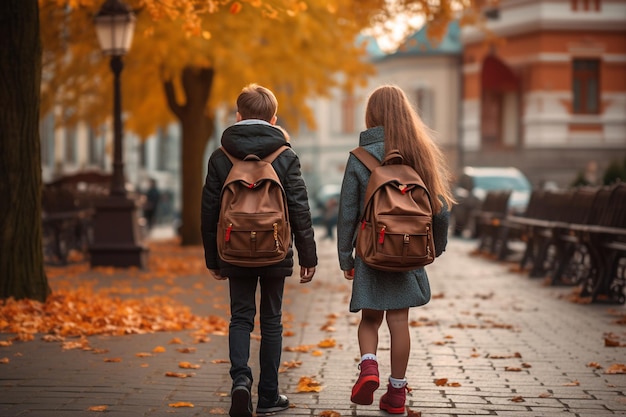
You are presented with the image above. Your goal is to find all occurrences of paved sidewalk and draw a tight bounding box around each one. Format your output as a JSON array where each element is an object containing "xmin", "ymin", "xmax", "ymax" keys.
[{"xmin": 1, "ymin": 232, "xmax": 625, "ymax": 417}]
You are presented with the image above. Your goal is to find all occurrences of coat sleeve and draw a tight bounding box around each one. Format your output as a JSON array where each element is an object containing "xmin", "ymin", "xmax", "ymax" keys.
[
  {"xmin": 201, "ymin": 150, "xmax": 227, "ymax": 270},
  {"xmin": 281, "ymin": 150, "xmax": 318, "ymax": 268},
  {"xmin": 336, "ymin": 155, "xmax": 362, "ymax": 271}
]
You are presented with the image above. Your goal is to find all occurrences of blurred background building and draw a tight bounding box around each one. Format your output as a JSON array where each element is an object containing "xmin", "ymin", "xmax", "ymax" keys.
[{"xmin": 39, "ymin": 0, "xmax": 626, "ymax": 225}]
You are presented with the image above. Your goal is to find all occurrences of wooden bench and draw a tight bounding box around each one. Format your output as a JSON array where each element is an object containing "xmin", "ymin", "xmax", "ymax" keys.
[
  {"xmin": 504, "ymin": 184, "xmax": 626, "ymax": 303},
  {"xmin": 42, "ymin": 171, "xmax": 111, "ymax": 264},
  {"xmin": 571, "ymin": 183, "xmax": 626, "ymax": 303},
  {"xmin": 475, "ymin": 190, "xmax": 512, "ymax": 257}
]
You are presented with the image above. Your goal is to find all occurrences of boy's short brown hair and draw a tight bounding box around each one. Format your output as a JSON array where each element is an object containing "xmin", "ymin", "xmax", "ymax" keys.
[{"xmin": 236, "ymin": 84, "xmax": 278, "ymax": 122}]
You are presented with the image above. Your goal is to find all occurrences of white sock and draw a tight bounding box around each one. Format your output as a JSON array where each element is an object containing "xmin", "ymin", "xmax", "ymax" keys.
[
  {"xmin": 361, "ymin": 354, "xmax": 377, "ymax": 362},
  {"xmin": 389, "ymin": 376, "xmax": 407, "ymax": 388}
]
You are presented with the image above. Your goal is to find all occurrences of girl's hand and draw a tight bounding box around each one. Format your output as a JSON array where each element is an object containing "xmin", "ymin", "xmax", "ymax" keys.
[{"xmin": 343, "ymin": 269, "xmax": 354, "ymax": 281}]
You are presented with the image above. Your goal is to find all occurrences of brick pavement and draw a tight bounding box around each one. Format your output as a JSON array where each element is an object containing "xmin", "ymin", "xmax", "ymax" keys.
[{"xmin": 1, "ymin": 231, "xmax": 625, "ymax": 417}]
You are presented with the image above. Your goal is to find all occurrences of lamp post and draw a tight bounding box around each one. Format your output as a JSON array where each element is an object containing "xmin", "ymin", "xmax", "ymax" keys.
[{"xmin": 89, "ymin": 0, "xmax": 147, "ymax": 268}]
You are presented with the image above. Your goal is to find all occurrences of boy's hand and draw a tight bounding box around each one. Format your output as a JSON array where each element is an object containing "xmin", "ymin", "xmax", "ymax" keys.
[
  {"xmin": 300, "ymin": 266, "xmax": 315, "ymax": 283},
  {"xmin": 209, "ymin": 269, "xmax": 226, "ymax": 280},
  {"xmin": 343, "ymin": 269, "xmax": 354, "ymax": 281}
]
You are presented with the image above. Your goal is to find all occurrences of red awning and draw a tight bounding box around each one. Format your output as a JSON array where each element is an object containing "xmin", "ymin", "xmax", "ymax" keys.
[{"xmin": 482, "ymin": 55, "xmax": 519, "ymax": 92}]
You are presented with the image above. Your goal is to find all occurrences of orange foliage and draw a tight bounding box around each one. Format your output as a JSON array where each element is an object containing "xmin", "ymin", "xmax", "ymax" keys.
[{"xmin": 0, "ymin": 240, "xmax": 228, "ymax": 347}]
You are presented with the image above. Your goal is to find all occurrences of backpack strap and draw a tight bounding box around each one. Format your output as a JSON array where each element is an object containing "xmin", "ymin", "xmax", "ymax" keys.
[
  {"xmin": 350, "ymin": 147, "xmax": 381, "ymax": 172},
  {"xmin": 262, "ymin": 145, "xmax": 290, "ymax": 163}
]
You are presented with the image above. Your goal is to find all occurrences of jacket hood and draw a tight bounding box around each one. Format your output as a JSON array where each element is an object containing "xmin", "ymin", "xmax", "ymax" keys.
[{"xmin": 221, "ymin": 123, "xmax": 290, "ymax": 159}]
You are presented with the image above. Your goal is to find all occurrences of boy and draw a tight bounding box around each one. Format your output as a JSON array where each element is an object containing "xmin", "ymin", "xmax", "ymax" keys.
[{"xmin": 201, "ymin": 84, "xmax": 317, "ymax": 417}]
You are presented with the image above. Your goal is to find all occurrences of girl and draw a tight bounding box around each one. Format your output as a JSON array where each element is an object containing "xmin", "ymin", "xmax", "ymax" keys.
[{"xmin": 336, "ymin": 85, "xmax": 454, "ymax": 414}]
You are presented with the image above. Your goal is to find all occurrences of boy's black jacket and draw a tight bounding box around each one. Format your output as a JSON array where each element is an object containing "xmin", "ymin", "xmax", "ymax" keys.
[{"xmin": 201, "ymin": 123, "xmax": 318, "ymax": 278}]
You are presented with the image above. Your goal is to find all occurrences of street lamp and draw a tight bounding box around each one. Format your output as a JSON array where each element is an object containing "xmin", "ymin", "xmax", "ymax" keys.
[{"xmin": 89, "ymin": 0, "xmax": 147, "ymax": 268}]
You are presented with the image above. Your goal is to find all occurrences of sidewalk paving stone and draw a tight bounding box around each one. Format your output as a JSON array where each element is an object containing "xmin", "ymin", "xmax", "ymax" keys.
[{"xmin": 1, "ymin": 230, "xmax": 625, "ymax": 416}]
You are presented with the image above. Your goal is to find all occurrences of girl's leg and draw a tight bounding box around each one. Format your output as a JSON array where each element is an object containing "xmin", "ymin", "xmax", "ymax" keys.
[
  {"xmin": 385, "ymin": 308, "xmax": 410, "ymax": 379},
  {"xmin": 358, "ymin": 309, "xmax": 384, "ymax": 355},
  {"xmin": 379, "ymin": 308, "xmax": 410, "ymax": 414},
  {"xmin": 351, "ymin": 309, "xmax": 384, "ymax": 405}
]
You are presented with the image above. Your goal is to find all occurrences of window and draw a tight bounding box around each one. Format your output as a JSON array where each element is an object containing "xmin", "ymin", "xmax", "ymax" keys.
[
  {"xmin": 64, "ymin": 126, "xmax": 77, "ymax": 164},
  {"xmin": 415, "ymin": 87, "xmax": 434, "ymax": 128},
  {"xmin": 572, "ymin": 59, "xmax": 600, "ymax": 114},
  {"xmin": 156, "ymin": 127, "xmax": 169, "ymax": 171},
  {"xmin": 340, "ymin": 94, "xmax": 356, "ymax": 133}
]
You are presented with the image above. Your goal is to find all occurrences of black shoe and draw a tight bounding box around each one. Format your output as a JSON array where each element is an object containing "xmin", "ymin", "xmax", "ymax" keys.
[
  {"xmin": 229, "ymin": 376, "xmax": 252, "ymax": 417},
  {"xmin": 257, "ymin": 394, "xmax": 289, "ymax": 415}
]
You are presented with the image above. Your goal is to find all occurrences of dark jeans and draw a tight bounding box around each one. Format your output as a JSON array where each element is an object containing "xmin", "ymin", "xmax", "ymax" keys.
[{"xmin": 228, "ymin": 274, "xmax": 285, "ymax": 401}]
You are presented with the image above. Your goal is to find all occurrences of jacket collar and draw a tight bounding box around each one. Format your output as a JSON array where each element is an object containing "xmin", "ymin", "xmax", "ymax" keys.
[{"xmin": 359, "ymin": 126, "xmax": 384, "ymax": 146}]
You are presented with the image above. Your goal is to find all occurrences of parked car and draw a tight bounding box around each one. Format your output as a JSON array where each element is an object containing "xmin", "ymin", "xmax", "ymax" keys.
[{"xmin": 451, "ymin": 166, "xmax": 532, "ymax": 237}]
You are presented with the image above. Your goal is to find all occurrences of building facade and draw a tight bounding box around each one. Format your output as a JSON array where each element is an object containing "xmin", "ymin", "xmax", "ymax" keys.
[{"xmin": 461, "ymin": 0, "xmax": 626, "ymax": 186}]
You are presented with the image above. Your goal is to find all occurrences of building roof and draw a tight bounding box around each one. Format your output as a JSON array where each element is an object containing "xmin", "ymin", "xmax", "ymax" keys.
[
  {"xmin": 356, "ymin": 34, "xmax": 386, "ymax": 59},
  {"xmin": 386, "ymin": 20, "xmax": 461, "ymax": 58}
]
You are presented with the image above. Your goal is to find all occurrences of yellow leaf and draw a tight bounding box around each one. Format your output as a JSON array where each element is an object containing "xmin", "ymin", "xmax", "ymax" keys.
[
  {"xmin": 169, "ymin": 402, "xmax": 194, "ymax": 408},
  {"xmin": 296, "ymin": 376, "xmax": 322, "ymax": 392},
  {"xmin": 166, "ymin": 372, "xmax": 194, "ymax": 378},
  {"xmin": 88, "ymin": 405, "xmax": 108, "ymax": 412},
  {"xmin": 317, "ymin": 338, "xmax": 336, "ymax": 348},
  {"xmin": 179, "ymin": 361, "xmax": 201, "ymax": 369},
  {"xmin": 153, "ymin": 346, "xmax": 166, "ymax": 353}
]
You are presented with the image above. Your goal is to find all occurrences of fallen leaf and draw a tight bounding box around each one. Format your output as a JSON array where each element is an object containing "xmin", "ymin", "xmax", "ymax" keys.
[
  {"xmin": 587, "ymin": 362, "xmax": 603, "ymax": 369},
  {"xmin": 153, "ymin": 346, "xmax": 166, "ymax": 353},
  {"xmin": 510, "ymin": 396, "xmax": 525, "ymax": 402},
  {"xmin": 311, "ymin": 350, "xmax": 323, "ymax": 357},
  {"xmin": 317, "ymin": 338, "xmax": 336, "ymax": 348},
  {"xmin": 538, "ymin": 392, "xmax": 553, "ymax": 398},
  {"xmin": 434, "ymin": 378, "xmax": 448, "ymax": 386},
  {"xmin": 179, "ymin": 361, "xmax": 200, "ymax": 369},
  {"xmin": 169, "ymin": 402, "xmax": 194, "ymax": 407},
  {"xmin": 104, "ymin": 357, "xmax": 122, "ymax": 363},
  {"xmin": 177, "ymin": 347, "xmax": 197, "ymax": 353},
  {"xmin": 87, "ymin": 405, "xmax": 108, "ymax": 411},
  {"xmin": 135, "ymin": 352, "xmax": 152, "ymax": 358},
  {"xmin": 319, "ymin": 411, "xmax": 341, "ymax": 417},
  {"xmin": 169, "ymin": 337, "xmax": 183, "ymax": 344},
  {"xmin": 211, "ymin": 359, "xmax": 230, "ymax": 364},
  {"xmin": 563, "ymin": 380, "xmax": 580, "ymax": 386},
  {"xmin": 0, "ymin": 357, "xmax": 9, "ymax": 364},
  {"xmin": 165, "ymin": 372, "xmax": 194, "ymax": 378},
  {"xmin": 505, "ymin": 366, "xmax": 522, "ymax": 372},
  {"xmin": 406, "ymin": 407, "xmax": 422, "ymax": 417},
  {"xmin": 297, "ymin": 376, "xmax": 323, "ymax": 392},
  {"xmin": 605, "ymin": 363, "xmax": 626, "ymax": 374}
]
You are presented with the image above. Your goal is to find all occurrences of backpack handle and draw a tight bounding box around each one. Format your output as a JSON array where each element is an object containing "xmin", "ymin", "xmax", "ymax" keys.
[
  {"xmin": 382, "ymin": 149, "xmax": 404, "ymax": 166},
  {"xmin": 243, "ymin": 154, "xmax": 261, "ymax": 161}
]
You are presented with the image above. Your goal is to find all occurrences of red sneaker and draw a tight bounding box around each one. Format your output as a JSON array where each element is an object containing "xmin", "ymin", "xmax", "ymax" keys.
[
  {"xmin": 379, "ymin": 383, "xmax": 408, "ymax": 414},
  {"xmin": 350, "ymin": 359, "xmax": 380, "ymax": 405}
]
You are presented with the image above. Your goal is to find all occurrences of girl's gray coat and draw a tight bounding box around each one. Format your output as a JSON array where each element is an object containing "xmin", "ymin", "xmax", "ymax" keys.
[{"xmin": 337, "ymin": 127, "xmax": 450, "ymax": 312}]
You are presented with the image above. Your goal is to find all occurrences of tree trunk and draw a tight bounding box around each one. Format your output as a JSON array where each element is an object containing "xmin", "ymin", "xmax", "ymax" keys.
[
  {"xmin": 0, "ymin": 0, "xmax": 51, "ymax": 301},
  {"xmin": 163, "ymin": 67, "xmax": 214, "ymax": 246}
]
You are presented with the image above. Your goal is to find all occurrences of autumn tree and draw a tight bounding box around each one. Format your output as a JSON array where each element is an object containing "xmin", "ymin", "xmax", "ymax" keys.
[{"xmin": 2, "ymin": 0, "xmax": 481, "ymax": 300}]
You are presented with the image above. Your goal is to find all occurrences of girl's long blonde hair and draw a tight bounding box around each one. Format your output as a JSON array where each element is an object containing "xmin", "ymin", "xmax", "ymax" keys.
[{"xmin": 365, "ymin": 85, "xmax": 455, "ymax": 212}]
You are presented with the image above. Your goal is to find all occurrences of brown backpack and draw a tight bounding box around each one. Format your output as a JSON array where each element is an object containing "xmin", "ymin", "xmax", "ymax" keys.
[
  {"xmin": 217, "ymin": 145, "xmax": 292, "ymax": 267},
  {"xmin": 351, "ymin": 147, "xmax": 435, "ymax": 271}
]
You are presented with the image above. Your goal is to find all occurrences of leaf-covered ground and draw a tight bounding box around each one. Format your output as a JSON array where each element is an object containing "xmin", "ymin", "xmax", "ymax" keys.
[{"xmin": 0, "ymin": 239, "xmax": 229, "ymax": 346}]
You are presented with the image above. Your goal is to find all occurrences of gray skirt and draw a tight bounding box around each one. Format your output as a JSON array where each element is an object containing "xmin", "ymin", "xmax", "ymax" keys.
[{"xmin": 349, "ymin": 257, "xmax": 431, "ymax": 313}]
